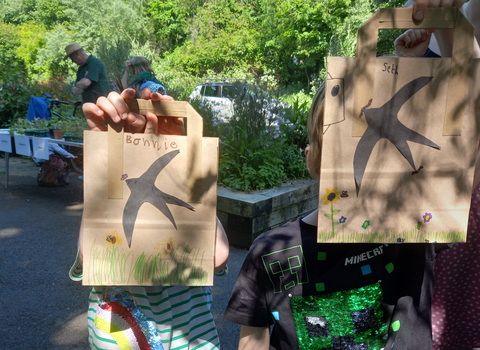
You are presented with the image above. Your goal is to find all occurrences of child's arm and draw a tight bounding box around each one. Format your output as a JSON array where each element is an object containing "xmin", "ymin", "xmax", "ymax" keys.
[
  {"xmin": 405, "ymin": 0, "xmax": 480, "ymax": 58},
  {"xmin": 238, "ymin": 325, "xmax": 270, "ymax": 350},
  {"xmin": 121, "ymin": 60, "xmax": 131, "ymax": 90},
  {"xmin": 214, "ymin": 217, "xmax": 229, "ymax": 273}
]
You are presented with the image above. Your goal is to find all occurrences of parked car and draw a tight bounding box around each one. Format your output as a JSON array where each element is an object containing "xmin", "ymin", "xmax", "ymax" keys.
[{"xmin": 188, "ymin": 80, "xmax": 290, "ymax": 122}]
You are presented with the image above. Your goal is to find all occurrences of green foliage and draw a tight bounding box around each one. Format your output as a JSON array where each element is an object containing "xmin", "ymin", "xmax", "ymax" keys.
[
  {"xmin": 35, "ymin": 0, "xmax": 70, "ymax": 29},
  {"xmin": 218, "ymin": 83, "xmax": 307, "ymax": 191},
  {"xmin": 16, "ymin": 22, "xmax": 47, "ymax": 77},
  {"xmin": 0, "ymin": 71, "xmax": 31, "ymax": 128},
  {"xmin": 147, "ymin": 0, "xmax": 191, "ymax": 53},
  {"xmin": 30, "ymin": 76, "xmax": 76, "ymax": 101},
  {"xmin": 95, "ymin": 38, "xmax": 132, "ymax": 91},
  {"xmin": 278, "ymin": 96, "xmax": 311, "ymax": 151},
  {"xmin": 34, "ymin": 24, "xmax": 73, "ymax": 78},
  {"xmin": 61, "ymin": 0, "xmax": 147, "ymax": 47},
  {"xmin": 0, "ymin": 0, "xmax": 37, "ymax": 24},
  {"xmin": 0, "ymin": 74, "xmax": 75, "ymax": 128},
  {"xmin": 0, "ymin": 0, "xmax": 415, "ymax": 189},
  {"xmin": 9, "ymin": 98, "xmax": 87, "ymax": 136}
]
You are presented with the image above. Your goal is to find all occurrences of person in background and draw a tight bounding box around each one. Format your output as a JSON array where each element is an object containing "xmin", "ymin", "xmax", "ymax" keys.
[
  {"xmin": 397, "ymin": 1, "xmax": 480, "ymax": 349},
  {"xmin": 122, "ymin": 56, "xmax": 167, "ymax": 96},
  {"xmin": 64, "ymin": 42, "xmax": 110, "ymax": 104},
  {"xmin": 37, "ymin": 142, "xmax": 77, "ymax": 186}
]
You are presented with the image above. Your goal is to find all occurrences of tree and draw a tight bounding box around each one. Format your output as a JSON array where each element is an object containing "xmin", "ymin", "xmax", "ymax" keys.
[{"xmin": 16, "ymin": 22, "xmax": 47, "ymax": 77}]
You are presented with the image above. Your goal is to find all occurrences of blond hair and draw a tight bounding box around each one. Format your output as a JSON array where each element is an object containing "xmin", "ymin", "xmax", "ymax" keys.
[
  {"xmin": 130, "ymin": 56, "xmax": 154, "ymax": 76},
  {"xmin": 306, "ymin": 82, "xmax": 325, "ymax": 179}
]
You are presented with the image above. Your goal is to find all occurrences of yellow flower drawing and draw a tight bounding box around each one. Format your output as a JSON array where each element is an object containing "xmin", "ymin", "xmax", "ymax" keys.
[
  {"xmin": 105, "ymin": 230, "xmax": 123, "ymax": 248},
  {"xmin": 322, "ymin": 187, "xmax": 341, "ymax": 205},
  {"xmin": 155, "ymin": 237, "xmax": 176, "ymax": 257}
]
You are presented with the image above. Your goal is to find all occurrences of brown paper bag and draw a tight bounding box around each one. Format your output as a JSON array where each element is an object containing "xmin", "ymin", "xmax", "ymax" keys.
[
  {"xmin": 82, "ymin": 100, "xmax": 219, "ymax": 285},
  {"xmin": 318, "ymin": 8, "xmax": 480, "ymax": 243}
]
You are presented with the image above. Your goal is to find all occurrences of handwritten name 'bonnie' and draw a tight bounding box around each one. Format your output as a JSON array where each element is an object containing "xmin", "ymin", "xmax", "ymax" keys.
[{"xmin": 126, "ymin": 135, "xmax": 179, "ymax": 151}]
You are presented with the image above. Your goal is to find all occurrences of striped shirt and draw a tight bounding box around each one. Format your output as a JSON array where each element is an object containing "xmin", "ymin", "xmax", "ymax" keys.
[{"xmin": 70, "ymin": 247, "xmax": 220, "ymax": 349}]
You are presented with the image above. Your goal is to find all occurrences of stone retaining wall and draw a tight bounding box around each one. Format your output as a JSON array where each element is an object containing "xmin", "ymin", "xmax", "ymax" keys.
[{"xmin": 217, "ymin": 179, "xmax": 318, "ymax": 248}]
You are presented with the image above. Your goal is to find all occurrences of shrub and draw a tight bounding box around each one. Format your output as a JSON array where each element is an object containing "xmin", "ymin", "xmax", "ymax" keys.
[
  {"xmin": 0, "ymin": 73, "xmax": 75, "ymax": 128},
  {"xmin": 188, "ymin": 96, "xmax": 223, "ymax": 138},
  {"xmin": 217, "ymin": 83, "xmax": 308, "ymax": 192}
]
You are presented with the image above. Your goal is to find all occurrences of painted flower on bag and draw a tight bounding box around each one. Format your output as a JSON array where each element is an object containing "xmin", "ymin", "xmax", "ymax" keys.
[
  {"xmin": 362, "ymin": 220, "xmax": 370, "ymax": 230},
  {"xmin": 339, "ymin": 216, "xmax": 347, "ymax": 224},
  {"xmin": 105, "ymin": 230, "xmax": 123, "ymax": 248},
  {"xmin": 423, "ymin": 212, "xmax": 432, "ymax": 223},
  {"xmin": 322, "ymin": 187, "xmax": 341, "ymax": 205},
  {"xmin": 322, "ymin": 188, "xmax": 342, "ymax": 236},
  {"xmin": 155, "ymin": 237, "xmax": 176, "ymax": 257}
]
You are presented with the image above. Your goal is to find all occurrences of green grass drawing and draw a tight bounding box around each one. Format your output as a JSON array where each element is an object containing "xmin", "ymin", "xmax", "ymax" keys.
[
  {"xmin": 317, "ymin": 229, "xmax": 465, "ymax": 243},
  {"xmin": 87, "ymin": 239, "xmax": 209, "ymax": 285}
]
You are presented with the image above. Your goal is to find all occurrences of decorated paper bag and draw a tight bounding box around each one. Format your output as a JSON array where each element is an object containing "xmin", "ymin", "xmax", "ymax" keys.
[
  {"xmin": 318, "ymin": 8, "xmax": 480, "ymax": 243},
  {"xmin": 83, "ymin": 100, "xmax": 219, "ymax": 285}
]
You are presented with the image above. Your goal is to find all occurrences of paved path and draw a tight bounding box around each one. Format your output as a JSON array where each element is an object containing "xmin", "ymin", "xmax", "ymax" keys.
[{"xmin": 0, "ymin": 155, "xmax": 247, "ymax": 349}]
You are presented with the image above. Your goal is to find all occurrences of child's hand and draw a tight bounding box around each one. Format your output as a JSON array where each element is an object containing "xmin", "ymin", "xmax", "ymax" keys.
[
  {"xmin": 407, "ymin": 0, "xmax": 465, "ymax": 20},
  {"xmin": 82, "ymin": 88, "xmax": 184, "ymax": 136},
  {"xmin": 82, "ymin": 89, "xmax": 147, "ymax": 133},
  {"xmin": 394, "ymin": 29, "xmax": 432, "ymax": 57},
  {"xmin": 141, "ymin": 88, "xmax": 185, "ymax": 136}
]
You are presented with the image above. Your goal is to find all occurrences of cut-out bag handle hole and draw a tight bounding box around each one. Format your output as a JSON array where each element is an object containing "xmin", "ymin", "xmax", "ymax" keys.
[
  {"xmin": 107, "ymin": 100, "xmax": 203, "ymax": 201},
  {"xmin": 353, "ymin": 7, "xmax": 474, "ymax": 137}
]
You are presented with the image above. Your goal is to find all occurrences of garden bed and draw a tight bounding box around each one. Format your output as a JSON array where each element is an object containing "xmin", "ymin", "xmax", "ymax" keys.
[{"xmin": 217, "ymin": 179, "xmax": 318, "ymax": 248}]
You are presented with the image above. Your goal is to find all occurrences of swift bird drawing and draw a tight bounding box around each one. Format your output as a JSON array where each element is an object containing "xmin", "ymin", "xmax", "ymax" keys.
[
  {"xmin": 123, "ymin": 150, "xmax": 194, "ymax": 247},
  {"xmin": 353, "ymin": 76, "xmax": 441, "ymax": 193}
]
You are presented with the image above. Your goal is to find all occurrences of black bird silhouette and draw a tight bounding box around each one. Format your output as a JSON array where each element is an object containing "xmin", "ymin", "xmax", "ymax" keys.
[
  {"xmin": 354, "ymin": 76, "xmax": 440, "ymax": 194},
  {"xmin": 123, "ymin": 150, "xmax": 194, "ymax": 247}
]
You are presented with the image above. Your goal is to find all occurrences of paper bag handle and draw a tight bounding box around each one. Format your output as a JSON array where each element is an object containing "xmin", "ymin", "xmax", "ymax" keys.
[
  {"xmin": 353, "ymin": 7, "xmax": 474, "ymax": 137},
  {"xmin": 107, "ymin": 100, "xmax": 203, "ymax": 202}
]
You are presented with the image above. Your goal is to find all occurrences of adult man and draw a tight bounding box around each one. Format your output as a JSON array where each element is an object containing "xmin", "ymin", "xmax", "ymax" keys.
[{"xmin": 64, "ymin": 42, "xmax": 110, "ymax": 104}]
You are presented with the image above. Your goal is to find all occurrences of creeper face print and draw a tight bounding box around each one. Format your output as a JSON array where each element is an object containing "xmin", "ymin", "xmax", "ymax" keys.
[
  {"xmin": 262, "ymin": 245, "xmax": 309, "ymax": 294},
  {"xmin": 290, "ymin": 283, "xmax": 388, "ymax": 349}
]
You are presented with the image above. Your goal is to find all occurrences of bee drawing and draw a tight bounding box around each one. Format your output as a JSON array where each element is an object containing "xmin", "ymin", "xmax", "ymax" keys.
[{"xmin": 106, "ymin": 234, "xmax": 117, "ymax": 244}]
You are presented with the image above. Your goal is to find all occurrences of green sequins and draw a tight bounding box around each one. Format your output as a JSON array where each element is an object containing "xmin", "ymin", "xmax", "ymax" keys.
[{"xmin": 290, "ymin": 283, "xmax": 387, "ymax": 349}]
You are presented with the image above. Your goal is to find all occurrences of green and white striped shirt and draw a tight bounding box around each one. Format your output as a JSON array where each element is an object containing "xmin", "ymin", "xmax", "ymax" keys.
[{"xmin": 70, "ymin": 247, "xmax": 220, "ymax": 349}]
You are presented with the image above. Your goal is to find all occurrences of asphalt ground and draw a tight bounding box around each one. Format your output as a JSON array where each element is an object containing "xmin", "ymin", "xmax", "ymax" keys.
[{"xmin": 0, "ymin": 154, "xmax": 248, "ymax": 350}]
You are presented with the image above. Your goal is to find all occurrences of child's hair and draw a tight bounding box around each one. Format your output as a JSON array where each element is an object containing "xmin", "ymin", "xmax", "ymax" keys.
[
  {"xmin": 130, "ymin": 56, "xmax": 154, "ymax": 76},
  {"xmin": 306, "ymin": 81, "xmax": 325, "ymax": 178}
]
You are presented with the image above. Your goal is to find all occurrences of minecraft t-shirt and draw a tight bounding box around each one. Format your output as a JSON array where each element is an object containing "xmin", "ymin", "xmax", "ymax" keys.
[{"xmin": 224, "ymin": 218, "xmax": 447, "ymax": 350}]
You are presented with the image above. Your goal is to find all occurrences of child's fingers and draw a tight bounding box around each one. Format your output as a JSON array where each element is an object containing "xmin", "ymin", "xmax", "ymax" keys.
[
  {"xmin": 160, "ymin": 94, "xmax": 174, "ymax": 101},
  {"xmin": 96, "ymin": 94, "xmax": 123, "ymax": 124},
  {"xmin": 157, "ymin": 117, "xmax": 185, "ymax": 135},
  {"xmin": 402, "ymin": 30, "xmax": 414, "ymax": 48},
  {"xmin": 125, "ymin": 112, "xmax": 147, "ymax": 134},
  {"xmin": 416, "ymin": 29, "xmax": 428, "ymax": 43},
  {"xmin": 173, "ymin": 117, "xmax": 184, "ymax": 126},
  {"xmin": 141, "ymin": 88, "xmax": 153, "ymax": 100},
  {"xmin": 412, "ymin": 0, "xmax": 428, "ymax": 20},
  {"xmin": 144, "ymin": 113, "xmax": 159, "ymax": 134},
  {"xmin": 149, "ymin": 92, "xmax": 175, "ymax": 101},
  {"xmin": 82, "ymin": 102, "xmax": 107, "ymax": 131},
  {"xmin": 120, "ymin": 88, "xmax": 137, "ymax": 101}
]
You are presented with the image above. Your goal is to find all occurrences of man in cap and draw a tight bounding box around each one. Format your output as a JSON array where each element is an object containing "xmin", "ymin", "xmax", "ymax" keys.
[{"xmin": 64, "ymin": 42, "xmax": 110, "ymax": 104}]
